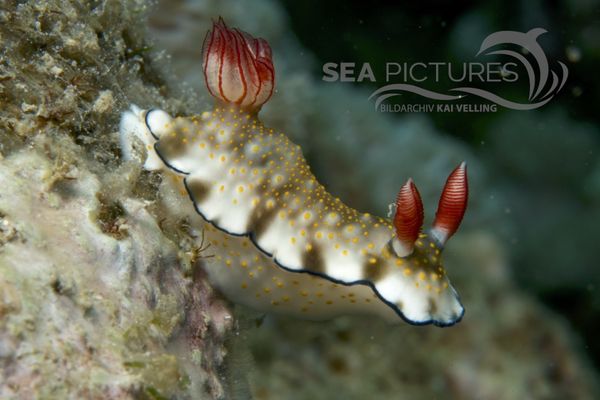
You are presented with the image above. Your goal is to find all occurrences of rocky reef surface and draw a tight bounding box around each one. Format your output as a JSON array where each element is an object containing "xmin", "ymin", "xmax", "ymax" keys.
[
  {"xmin": 0, "ymin": 1, "xmax": 230, "ymax": 398},
  {"xmin": 0, "ymin": 0, "xmax": 598, "ymax": 399}
]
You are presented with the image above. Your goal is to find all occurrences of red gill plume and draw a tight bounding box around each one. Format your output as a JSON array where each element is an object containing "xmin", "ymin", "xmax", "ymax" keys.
[
  {"xmin": 432, "ymin": 162, "xmax": 469, "ymax": 245},
  {"xmin": 394, "ymin": 178, "xmax": 425, "ymax": 251},
  {"xmin": 202, "ymin": 17, "xmax": 275, "ymax": 112}
]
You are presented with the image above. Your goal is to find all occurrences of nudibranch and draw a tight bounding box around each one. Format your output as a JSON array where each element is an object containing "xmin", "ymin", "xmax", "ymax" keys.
[{"xmin": 119, "ymin": 18, "xmax": 468, "ymax": 326}]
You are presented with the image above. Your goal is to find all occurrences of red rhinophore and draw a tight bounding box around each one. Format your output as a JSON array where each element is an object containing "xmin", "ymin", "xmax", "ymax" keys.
[
  {"xmin": 394, "ymin": 178, "xmax": 425, "ymax": 248},
  {"xmin": 432, "ymin": 162, "xmax": 468, "ymax": 244},
  {"xmin": 202, "ymin": 17, "xmax": 275, "ymax": 112}
]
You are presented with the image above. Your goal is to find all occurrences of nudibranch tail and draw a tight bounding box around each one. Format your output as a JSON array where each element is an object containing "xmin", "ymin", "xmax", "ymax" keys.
[
  {"xmin": 202, "ymin": 17, "xmax": 275, "ymax": 112},
  {"xmin": 432, "ymin": 162, "xmax": 469, "ymax": 246},
  {"xmin": 393, "ymin": 178, "xmax": 424, "ymax": 256}
]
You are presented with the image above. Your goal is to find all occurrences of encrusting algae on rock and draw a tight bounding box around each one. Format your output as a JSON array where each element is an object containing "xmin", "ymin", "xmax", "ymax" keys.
[{"xmin": 0, "ymin": 1, "xmax": 233, "ymax": 398}]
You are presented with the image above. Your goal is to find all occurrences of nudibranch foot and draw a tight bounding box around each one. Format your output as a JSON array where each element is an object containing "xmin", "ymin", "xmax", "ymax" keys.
[{"xmin": 118, "ymin": 18, "xmax": 468, "ymax": 327}]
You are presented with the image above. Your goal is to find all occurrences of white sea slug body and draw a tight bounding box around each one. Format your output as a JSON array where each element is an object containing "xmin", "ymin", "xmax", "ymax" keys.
[{"xmin": 120, "ymin": 19, "xmax": 469, "ymax": 327}]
